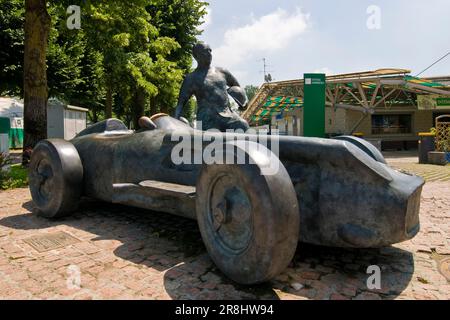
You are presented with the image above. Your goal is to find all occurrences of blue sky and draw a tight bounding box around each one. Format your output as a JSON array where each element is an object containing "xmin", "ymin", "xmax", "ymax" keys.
[{"xmin": 198, "ymin": 0, "xmax": 450, "ymax": 87}]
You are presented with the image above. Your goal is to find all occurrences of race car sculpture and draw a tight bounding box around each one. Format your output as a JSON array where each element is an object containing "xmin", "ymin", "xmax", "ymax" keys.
[{"xmin": 28, "ymin": 114, "xmax": 424, "ymax": 284}]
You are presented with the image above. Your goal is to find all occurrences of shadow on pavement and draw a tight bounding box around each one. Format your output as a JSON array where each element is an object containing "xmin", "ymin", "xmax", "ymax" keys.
[{"xmin": 0, "ymin": 198, "xmax": 414, "ymax": 300}]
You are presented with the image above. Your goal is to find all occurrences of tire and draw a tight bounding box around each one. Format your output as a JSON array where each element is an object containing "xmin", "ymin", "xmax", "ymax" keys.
[
  {"xmin": 29, "ymin": 139, "xmax": 83, "ymax": 218},
  {"xmin": 334, "ymin": 135, "xmax": 386, "ymax": 164},
  {"xmin": 196, "ymin": 141, "xmax": 299, "ymax": 284}
]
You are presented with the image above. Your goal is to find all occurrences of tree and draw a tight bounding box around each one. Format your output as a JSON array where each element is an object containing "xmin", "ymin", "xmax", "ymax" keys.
[
  {"xmin": 146, "ymin": 0, "xmax": 207, "ymax": 118},
  {"xmin": 245, "ymin": 85, "xmax": 259, "ymax": 102},
  {"xmin": 23, "ymin": 0, "xmax": 51, "ymax": 159},
  {"xmin": 147, "ymin": 0, "xmax": 207, "ymax": 73},
  {"xmin": 0, "ymin": 0, "xmax": 25, "ymax": 96},
  {"xmin": 47, "ymin": 2, "xmax": 106, "ymax": 122},
  {"xmin": 82, "ymin": 0, "xmax": 202, "ymax": 125},
  {"xmin": 82, "ymin": 1, "xmax": 177, "ymax": 122},
  {"xmin": 70, "ymin": 48, "xmax": 105, "ymax": 123},
  {"xmin": 3, "ymin": 0, "xmax": 209, "ymax": 146},
  {"xmin": 46, "ymin": 6, "xmax": 85, "ymax": 100}
]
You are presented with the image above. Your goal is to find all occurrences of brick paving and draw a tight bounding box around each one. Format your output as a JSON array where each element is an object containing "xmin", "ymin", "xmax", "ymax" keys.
[
  {"xmin": 384, "ymin": 151, "xmax": 450, "ymax": 182},
  {"xmin": 0, "ymin": 156, "xmax": 449, "ymax": 300}
]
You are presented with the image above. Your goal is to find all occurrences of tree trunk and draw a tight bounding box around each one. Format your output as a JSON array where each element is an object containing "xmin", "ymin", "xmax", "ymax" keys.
[
  {"xmin": 23, "ymin": 0, "xmax": 51, "ymax": 163},
  {"xmin": 150, "ymin": 96, "xmax": 157, "ymax": 116},
  {"xmin": 160, "ymin": 99, "xmax": 168, "ymax": 114},
  {"xmin": 132, "ymin": 90, "xmax": 146, "ymax": 129},
  {"xmin": 105, "ymin": 85, "xmax": 113, "ymax": 119},
  {"xmin": 89, "ymin": 109, "xmax": 98, "ymax": 123},
  {"xmin": 93, "ymin": 110, "xmax": 98, "ymax": 123}
]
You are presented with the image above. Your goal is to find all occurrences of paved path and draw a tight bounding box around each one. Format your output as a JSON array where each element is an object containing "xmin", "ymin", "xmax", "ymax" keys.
[
  {"xmin": 384, "ymin": 150, "xmax": 450, "ymax": 182},
  {"xmin": 0, "ymin": 159, "xmax": 449, "ymax": 299}
]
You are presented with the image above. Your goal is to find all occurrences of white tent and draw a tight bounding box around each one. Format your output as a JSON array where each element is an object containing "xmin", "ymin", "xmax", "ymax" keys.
[{"xmin": 0, "ymin": 97, "xmax": 24, "ymax": 118}]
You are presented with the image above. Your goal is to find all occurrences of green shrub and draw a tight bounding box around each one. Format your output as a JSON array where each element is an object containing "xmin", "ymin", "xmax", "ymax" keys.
[{"xmin": 0, "ymin": 153, "xmax": 28, "ymax": 190}]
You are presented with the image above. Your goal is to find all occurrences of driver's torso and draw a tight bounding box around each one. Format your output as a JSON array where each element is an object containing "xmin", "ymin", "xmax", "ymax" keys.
[{"xmin": 192, "ymin": 67, "xmax": 233, "ymax": 117}]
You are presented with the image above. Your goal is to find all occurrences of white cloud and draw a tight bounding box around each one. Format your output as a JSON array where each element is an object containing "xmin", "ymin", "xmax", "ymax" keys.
[
  {"xmin": 313, "ymin": 67, "xmax": 333, "ymax": 75},
  {"xmin": 213, "ymin": 8, "xmax": 310, "ymax": 68},
  {"xmin": 199, "ymin": 7, "xmax": 212, "ymax": 30}
]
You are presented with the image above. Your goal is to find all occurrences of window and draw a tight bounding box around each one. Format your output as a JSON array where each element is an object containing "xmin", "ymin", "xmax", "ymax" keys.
[{"xmin": 371, "ymin": 114, "xmax": 412, "ymax": 135}]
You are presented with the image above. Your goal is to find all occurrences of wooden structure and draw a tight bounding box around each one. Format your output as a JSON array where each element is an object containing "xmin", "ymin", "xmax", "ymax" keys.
[
  {"xmin": 435, "ymin": 115, "xmax": 450, "ymax": 152},
  {"xmin": 243, "ymin": 69, "xmax": 450, "ymax": 149}
]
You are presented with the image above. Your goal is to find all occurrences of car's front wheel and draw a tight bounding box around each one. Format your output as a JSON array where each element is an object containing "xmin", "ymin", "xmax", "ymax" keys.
[{"xmin": 196, "ymin": 141, "xmax": 299, "ymax": 284}]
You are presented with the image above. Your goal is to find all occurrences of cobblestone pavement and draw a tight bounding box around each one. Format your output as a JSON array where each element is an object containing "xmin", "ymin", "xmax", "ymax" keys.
[
  {"xmin": 0, "ymin": 159, "xmax": 449, "ymax": 300},
  {"xmin": 384, "ymin": 151, "xmax": 450, "ymax": 182}
]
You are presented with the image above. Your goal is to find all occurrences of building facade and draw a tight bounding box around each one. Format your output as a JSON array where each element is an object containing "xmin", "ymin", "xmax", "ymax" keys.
[{"xmin": 244, "ymin": 70, "xmax": 450, "ymax": 150}]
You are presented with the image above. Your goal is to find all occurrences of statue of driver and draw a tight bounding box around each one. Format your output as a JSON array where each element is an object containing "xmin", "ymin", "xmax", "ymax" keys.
[{"xmin": 175, "ymin": 42, "xmax": 250, "ymax": 132}]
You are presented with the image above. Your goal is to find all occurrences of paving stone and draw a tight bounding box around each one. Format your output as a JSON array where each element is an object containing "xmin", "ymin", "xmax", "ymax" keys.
[
  {"xmin": 0, "ymin": 167, "xmax": 449, "ymax": 300},
  {"xmin": 353, "ymin": 292, "xmax": 382, "ymax": 300},
  {"xmin": 299, "ymin": 271, "xmax": 321, "ymax": 280}
]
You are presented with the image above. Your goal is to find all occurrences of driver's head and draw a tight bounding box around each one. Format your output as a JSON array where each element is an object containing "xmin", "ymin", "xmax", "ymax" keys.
[{"xmin": 192, "ymin": 42, "xmax": 212, "ymax": 67}]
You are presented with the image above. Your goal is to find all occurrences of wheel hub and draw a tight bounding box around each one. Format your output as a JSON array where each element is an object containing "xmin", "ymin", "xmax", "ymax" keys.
[
  {"xmin": 209, "ymin": 175, "xmax": 253, "ymax": 253},
  {"xmin": 30, "ymin": 160, "xmax": 54, "ymax": 201}
]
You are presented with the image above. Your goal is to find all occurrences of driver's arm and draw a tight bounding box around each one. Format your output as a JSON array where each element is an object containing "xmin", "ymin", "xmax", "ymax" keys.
[
  {"xmin": 175, "ymin": 76, "xmax": 193, "ymax": 119},
  {"xmin": 219, "ymin": 67, "xmax": 240, "ymax": 88},
  {"xmin": 219, "ymin": 67, "xmax": 248, "ymax": 109}
]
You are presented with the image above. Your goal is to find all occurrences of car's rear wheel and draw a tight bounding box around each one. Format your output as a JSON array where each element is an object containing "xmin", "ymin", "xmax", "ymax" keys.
[
  {"xmin": 196, "ymin": 141, "xmax": 299, "ymax": 284},
  {"xmin": 29, "ymin": 139, "xmax": 83, "ymax": 218}
]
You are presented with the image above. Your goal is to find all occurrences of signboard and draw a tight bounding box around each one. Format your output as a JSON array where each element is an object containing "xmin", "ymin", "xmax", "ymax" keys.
[
  {"xmin": 437, "ymin": 97, "xmax": 450, "ymax": 107},
  {"xmin": 417, "ymin": 95, "xmax": 450, "ymax": 110},
  {"xmin": 303, "ymin": 73, "xmax": 326, "ymax": 137}
]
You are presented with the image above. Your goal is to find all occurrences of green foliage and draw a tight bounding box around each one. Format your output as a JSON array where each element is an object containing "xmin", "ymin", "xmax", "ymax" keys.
[
  {"xmin": 1, "ymin": 0, "xmax": 208, "ymax": 124},
  {"xmin": 0, "ymin": 154, "xmax": 28, "ymax": 190},
  {"xmin": 146, "ymin": 0, "xmax": 208, "ymax": 115},
  {"xmin": 70, "ymin": 47, "xmax": 106, "ymax": 122},
  {"xmin": 47, "ymin": 5, "xmax": 85, "ymax": 100},
  {"xmin": 147, "ymin": 0, "xmax": 208, "ymax": 72},
  {"xmin": 181, "ymin": 98, "xmax": 197, "ymax": 122},
  {"xmin": 0, "ymin": 0, "xmax": 25, "ymax": 96},
  {"xmin": 3, "ymin": 165, "xmax": 28, "ymax": 189},
  {"xmin": 245, "ymin": 85, "xmax": 259, "ymax": 102}
]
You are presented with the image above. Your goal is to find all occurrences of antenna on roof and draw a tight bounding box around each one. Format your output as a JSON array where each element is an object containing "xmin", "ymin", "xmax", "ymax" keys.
[
  {"xmin": 416, "ymin": 51, "xmax": 450, "ymax": 77},
  {"xmin": 260, "ymin": 58, "xmax": 274, "ymax": 82}
]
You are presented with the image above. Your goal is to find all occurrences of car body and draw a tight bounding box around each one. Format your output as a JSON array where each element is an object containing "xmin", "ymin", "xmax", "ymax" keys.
[{"xmin": 29, "ymin": 114, "xmax": 424, "ymax": 284}]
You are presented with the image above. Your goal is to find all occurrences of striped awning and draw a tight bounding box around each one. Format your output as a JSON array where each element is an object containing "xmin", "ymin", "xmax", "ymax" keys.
[
  {"xmin": 404, "ymin": 76, "xmax": 446, "ymax": 87},
  {"xmin": 328, "ymin": 76, "xmax": 447, "ymax": 91},
  {"xmin": 252, "ymin": 96, "xmax": 303, "ymax": 123}
]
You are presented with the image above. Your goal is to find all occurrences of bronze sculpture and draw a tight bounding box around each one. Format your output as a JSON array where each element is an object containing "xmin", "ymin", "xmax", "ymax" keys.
[
  {"xmin": 26, "ymin": 42, "xmax": 425, "ymax": 285},
  {"xmin": 175, "ymin": 42, "xmax": 250, "ymax": 131},
  {"xmin": 28, "ymin": 114, "xmax": 424, "ymax": 284}
]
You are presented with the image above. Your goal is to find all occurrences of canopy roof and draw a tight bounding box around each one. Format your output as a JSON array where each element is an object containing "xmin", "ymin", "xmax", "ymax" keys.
[
  {"xmin": 252, "ymin": 96, "xmax": 303, "ymax": 123},
  {"xmin": 243, "ymin": 69, "xmax": 450, "ymax": 125}
]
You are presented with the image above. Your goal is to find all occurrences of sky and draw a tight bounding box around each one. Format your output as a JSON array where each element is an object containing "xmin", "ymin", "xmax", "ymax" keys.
[{"xmin": 197, "ymin": 0, "xmax": 450, "ymax": 87}]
